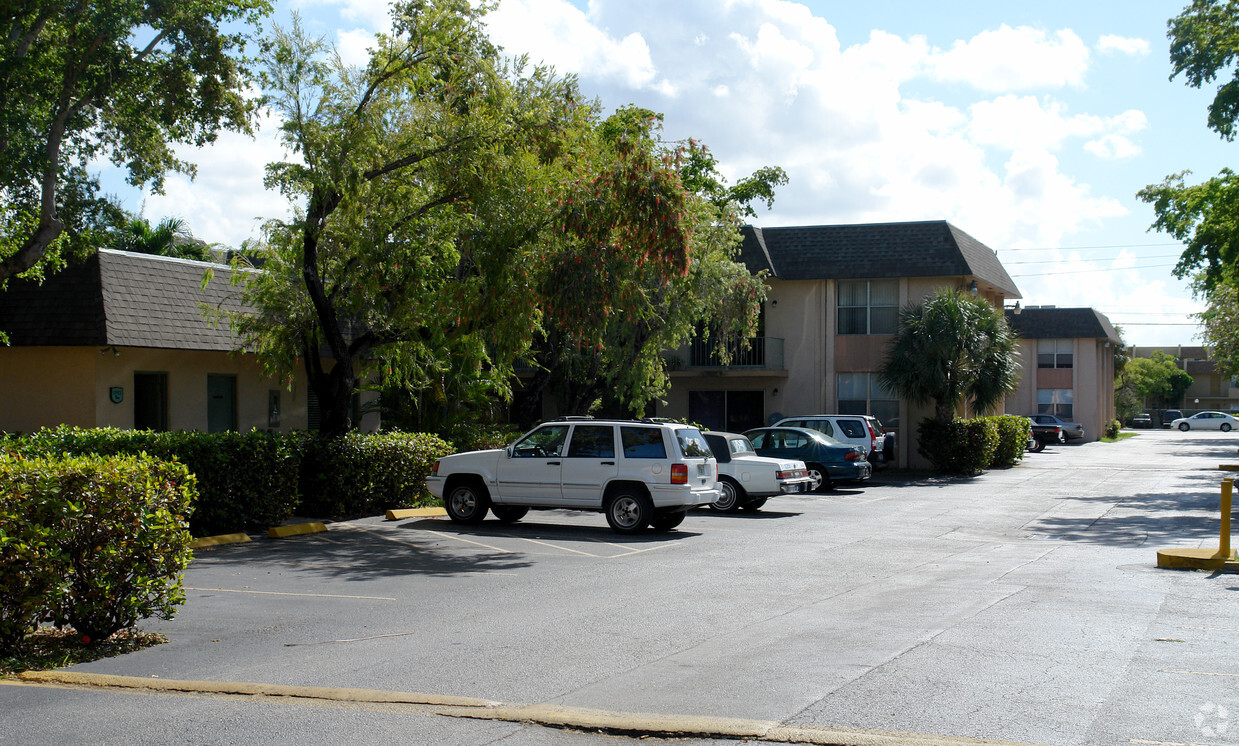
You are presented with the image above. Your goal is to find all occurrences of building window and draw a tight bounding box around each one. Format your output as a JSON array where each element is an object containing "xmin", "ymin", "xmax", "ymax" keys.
[
  {"xmin": 838, "ymin": 279, "xmax": 899, "ymax": 335},
  {"xmin": 1037, "ymin": 388, "xmax": 1073, "ymax": 419},
  {"xmin": 207, "ymin": 374, "xmax": 238, "ymax": 433},
  {"xmin": 1037, "ymin": 339, "xmax": 1073, "ymax": 369},
  {"xmin": 688, "ymin": 390, "xmax": 765, "ymax": 432},
  {"xmin": 837, "ymin": 372, "xmax": 899, "ymax": 430}
]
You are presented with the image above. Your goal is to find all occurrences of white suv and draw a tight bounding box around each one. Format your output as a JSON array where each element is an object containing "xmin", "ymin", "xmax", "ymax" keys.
[
  {"xmin": 773, "ymin": 414, "xmax": 888, "ymax": 463},
  {"xmin": 426, "ymin": 418, "xmax": 720, "ymax": 534}
]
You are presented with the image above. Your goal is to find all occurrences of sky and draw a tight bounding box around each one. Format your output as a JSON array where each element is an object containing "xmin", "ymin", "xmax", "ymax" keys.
[{"xmin": 99, "ymin": 0, "xmax": 1232, "ymax": 347}]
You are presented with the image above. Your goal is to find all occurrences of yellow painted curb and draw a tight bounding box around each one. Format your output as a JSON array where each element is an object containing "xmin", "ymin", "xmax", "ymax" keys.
[
  {"xmin": 15, "ymin": 671, "xmax": 497, "ymax": 709},
  {"xmin": 1156, "ymin": 547, "xmax": 1239, "ymax": 571},
  {"xmin": 1220, "ymin": 464, "xmax": 1239, "ymax": 471},
  {"xmin": 189, "ymin": 533, "xmax": 251, "ymax": 549},
  {"xmin": 385, "ymin": 507, "xmax": 447, "ymax": 520},
  {"xmin": 267, "ymin": 522, "xmax": 327, "ymax": 539},
  {"xmin": 15, "ymin": 672, "xmax": 1042, "ymax": 745}
]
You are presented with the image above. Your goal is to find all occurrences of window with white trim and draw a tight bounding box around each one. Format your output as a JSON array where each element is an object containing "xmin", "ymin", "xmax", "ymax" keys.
[
  {"xmin": 838, "ymin": 279, "xmax": 899, "ymax": 335},
  {"xmin": 1037, "ymin": 388, "xmax": 1073, "ymax": 419},
  {"xmin": 1037, "ymin": 338, "xmax": 1073, "ymax": 369}
]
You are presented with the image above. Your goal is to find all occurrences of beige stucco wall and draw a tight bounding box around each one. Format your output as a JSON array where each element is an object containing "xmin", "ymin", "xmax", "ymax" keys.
[
  {"xmin": 1005, "ymin": 337, "xmax": 1115, "ymax": 443},
  {"xmin": 0, "ymin": 347, "xmax": 98, "ymax": 433},
  {"xmin": 0, "ymin": 345, "xmax": 320, "ymax": 434}
]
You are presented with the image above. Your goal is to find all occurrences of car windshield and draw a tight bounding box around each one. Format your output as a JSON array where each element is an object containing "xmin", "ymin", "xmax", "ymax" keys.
[{"xmin": 675, "ymin": 428, "xmax": 712, "ymax": 458}]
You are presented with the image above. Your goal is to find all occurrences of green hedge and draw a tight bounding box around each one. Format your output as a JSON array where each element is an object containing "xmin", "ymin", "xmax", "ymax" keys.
[
  {"xmin": 917, "ymin": 418, "xmax": 998, "ymax": 475},
  {"xmin": 299, "ymin": 431, "xmax": 454, "ymax": 519},
  {"xmin": 4, "ymin": 427, "xmax": 300, "ymax": 537},
  {"xmin": 0, "ymin": 453, "xmax": 195, "ymax": 651},
  {"xmin": 1105, "ymin": 419, "xmax": 1122, "ymax": 439},
  {"xmin": 2, "ymin": 426, "xmax": 453, "ymax": 535},
  {"xmin": 989, "ymin": 415, "xmax": 1032, "ymax": 468}
]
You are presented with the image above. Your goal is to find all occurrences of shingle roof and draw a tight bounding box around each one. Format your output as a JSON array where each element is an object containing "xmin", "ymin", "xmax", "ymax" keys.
[
  {"xmin": 739, "ymin": 220, "xmax": 1021, "ymax": 298},
  {"xmin": 0, "ymin": 249, "xmax": 252, "ymax": 350},
  {"xmin": 1004, "ymin": 307, "xmax": 1122, "ymax": 343}
]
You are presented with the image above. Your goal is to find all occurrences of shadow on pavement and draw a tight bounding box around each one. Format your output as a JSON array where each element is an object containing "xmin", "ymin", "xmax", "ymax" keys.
[
  {"xmin": 188, "ymin": 526, "xmax": 536, "ymax": 579},
  {"xmin": 403, "ymin": 516, "xmax": 703, "ymax": 544}
]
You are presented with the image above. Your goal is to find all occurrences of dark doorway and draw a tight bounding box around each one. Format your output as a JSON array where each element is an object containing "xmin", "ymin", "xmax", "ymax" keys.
[
  {"xmin": 207, "ymin": 374, "xmax": 237, "ymax": 433},
  {"xmin": 688, "ymin": 390, "xmax": 765, "ymax": 432},
  {"xmin": 133, "ymin": 372, "xmax": 168, "ymax": 431}
]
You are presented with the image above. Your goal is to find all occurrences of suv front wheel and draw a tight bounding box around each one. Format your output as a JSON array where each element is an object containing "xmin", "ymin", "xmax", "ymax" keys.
[
  {"xmin": 445, "ymin": 480, "xmax": 490, "ymax": 524},
  {"xmin": 605, "ymin": 489, "xmax": 653, "ymax": 534}
]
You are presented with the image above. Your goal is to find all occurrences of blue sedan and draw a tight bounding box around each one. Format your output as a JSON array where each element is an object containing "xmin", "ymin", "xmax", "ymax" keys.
[{"xmin": 743, "ymin": 426, "xmax": 871, "ymax": 492}]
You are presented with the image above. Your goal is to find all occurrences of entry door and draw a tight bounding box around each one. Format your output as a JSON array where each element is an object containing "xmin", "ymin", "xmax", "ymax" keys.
[
  {"xmin": 207, "ymin": 374, "xmax": 237, "ymax": 433},
  {"xmin": 134, "ymin": 372, "xmax": 168, "ymax": 431}
]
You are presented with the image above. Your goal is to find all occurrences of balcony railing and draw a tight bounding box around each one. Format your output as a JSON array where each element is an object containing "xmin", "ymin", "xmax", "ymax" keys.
[{"xmin": 687, "ymin": 337, "xmax": 784, "ymax": 370}]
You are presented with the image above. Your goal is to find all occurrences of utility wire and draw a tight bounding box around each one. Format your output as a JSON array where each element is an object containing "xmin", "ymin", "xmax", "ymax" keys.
[
  {"xmin": 1004, "ymin": 253, "xmax": 1182, "ymax": 265},
  {"xmin": 1010, "ymin": 263, "xmax": 1178, "ymax": 277},
  {"xmin": 1001, "ymin": 242, "xmax": 1181, "ymax": 252}
]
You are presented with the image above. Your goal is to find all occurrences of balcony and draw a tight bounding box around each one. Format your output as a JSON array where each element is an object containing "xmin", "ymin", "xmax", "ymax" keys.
[{"xmin": 686, "ymin": 337, "xmax": 784, "ymax": 370}]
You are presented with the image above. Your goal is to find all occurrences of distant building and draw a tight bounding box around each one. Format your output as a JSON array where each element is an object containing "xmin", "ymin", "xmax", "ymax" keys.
[
  {"xmin": 1130, "ymin": 345, "xmax": 1239, "ymax": 415},
  {"xmin": 1004, "ymin": 306, "xmax": 1121, "ymax": 442}
]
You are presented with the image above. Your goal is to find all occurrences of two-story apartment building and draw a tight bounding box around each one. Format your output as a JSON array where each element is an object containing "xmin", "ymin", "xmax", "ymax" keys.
[
  {"xmin": 1004, "ymin": 307, "xmax": 1121, "ymax": 442},
  {"xmin": 656, "ymin": 220, "xmax": 1022, "ymax": 468}
]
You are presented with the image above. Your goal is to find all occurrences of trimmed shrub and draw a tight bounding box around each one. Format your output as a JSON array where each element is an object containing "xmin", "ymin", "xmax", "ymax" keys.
[
  {"xmin": 988, "ymin": 415, "xmax": 1032, "ymax": 468},
  {"xmin": 0, "ymin": 453, "xmax": 195, "ymax": 649},
  {"xmin": 1105, "ymin": 419, "xmax": 1122, "ymax": 439},
  {"xmin": 299, "ymin": 431, "xmax": 454, "ymax": 519},
  {"xmin": 4, "ymin": 426, "xmax": 300, "ymax": 537},
  {"xmin": 917, "ymin": 417, "xmax": 999, "ymax": 475},
  {"xmin": 445, "ymin": 423, "xmax": 524, "ymax": 453}
]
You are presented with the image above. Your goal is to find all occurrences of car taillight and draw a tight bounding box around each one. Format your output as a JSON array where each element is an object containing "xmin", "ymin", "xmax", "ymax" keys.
[
  {"xmin": 776, "ymin": 468, "xmax": 807, "ymax": 479},
  {"xmin": 431, "ymin": 459, "xmax": 439, "ymax": 476},
  {"xmin": 844, "ymin": 450, "xmax": 860, "ymax": 461},
  {"xmin": 866, "ymin": 421, "xmax": 877, "ymax": 449},
  {"xmin": 671, "ymin": 463, "xmax": 688, "ymax": 484}
]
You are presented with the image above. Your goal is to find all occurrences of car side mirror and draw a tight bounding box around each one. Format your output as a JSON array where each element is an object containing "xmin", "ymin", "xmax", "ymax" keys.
[{"xmin": 505, "ymin": 445, "xmax": 514, "ymax": 458}]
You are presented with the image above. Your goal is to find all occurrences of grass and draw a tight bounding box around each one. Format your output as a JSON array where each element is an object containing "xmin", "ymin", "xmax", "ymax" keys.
[
  {"xmin": 1101, "ymin": 432, "xmax": 1138, "ymax": 443},
  {"xmin": 0, "ymin": 626, "xmax": 166, "ymax": 677}
]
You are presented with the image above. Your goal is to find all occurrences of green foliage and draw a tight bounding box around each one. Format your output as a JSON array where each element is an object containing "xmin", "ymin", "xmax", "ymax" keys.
[
  {"xmin": 989, "ymin": 415, "xmax": 1032, "ymax": 468},
  {"xmin": 1138, "ymin": 168, "xmax": 1239, "ymax": 293},
  {"xmin": 105, "ymin": 215, "xmax": 211, "ymax": 261},
  {"xmin": 916, "ymin": 418, "xmax": 1000, "ymax": 476},
  {"xmin": 1168, "ymin": 0, "xmax": 1239, "ymax": 141},
  {"xmin": 5, "ymin": 427, "xmax": 301, "ymax": 537},
  {"xmin": 1105, "ymin": 419, "xmax": 1123, "ymax": 439},
  {"xmin": 0, "ymin": 0, "xmax": 271, "ymax": 282},
  {"xmin": 1120, "ymin": 351, "xmax": 1194, "ymax": 408},
  {"xmin": 0, "ymin": 453, "xmax": 195, "ymax": 650},
  {"xmin": 878, "ymin": 289, "xmax": 1021, "ymax": 424},
  {"xmin": 1197, "ymin": 281, "xmax": 1239, "ymax": 378},
  {"xmin": 299, "ymin": 432, "xmax": 453, "ymax": 519}
]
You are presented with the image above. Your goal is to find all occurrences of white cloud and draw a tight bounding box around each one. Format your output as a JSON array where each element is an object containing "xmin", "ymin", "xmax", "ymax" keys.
[
  {"xmin": 128, "ymin": 116, "xmax": 295, "ymax": 248},
  {"xmin": 929, "ymin": 25, "xmax": 1091, "ymax": 91},
  {"xmin": 291, "ymin": 0, "xmax": 391, "ymax": 33},
  {"xmin": 336, "ymin": 28, "xmax": 374, "ymax": 68},
  {"xmin": 1097, "ymin": 34, "xmax": 1150, "ymax": 56}
]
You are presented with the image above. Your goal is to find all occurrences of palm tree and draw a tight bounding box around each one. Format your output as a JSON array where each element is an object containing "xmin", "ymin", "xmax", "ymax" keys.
[
  {"xmin": 877, "ymin": 287, "xmax": 1020, "ymax": 423},
  {"xmin": 108, "ymin": 216, "xmax": 210, "ymax": 261}
]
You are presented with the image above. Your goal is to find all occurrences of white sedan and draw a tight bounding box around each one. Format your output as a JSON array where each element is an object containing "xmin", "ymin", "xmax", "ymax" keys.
[
  {"xmin": 703, "ymin": 431, "xmax": 814, "ymax": 512},
  {"xmin": 1171, "ymin": 411, "xmax": 1239, "ymax": 432}
]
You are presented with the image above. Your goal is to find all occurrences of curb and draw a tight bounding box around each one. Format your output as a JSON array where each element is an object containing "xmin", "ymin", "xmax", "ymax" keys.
[
  {"xmin": 267, "ymin": 522, "xmax": 327, "ymax": 539},
  {"xmin": 15, "ymin": 671, "xmax": 1041, "ymax": 746},
  {"xmin": 188, "ymin": 533, "xmax": 251, "ymax": 549},
  {"xmin": 385, "ymin": 507, "xmax": 446, "ymax": 520}
]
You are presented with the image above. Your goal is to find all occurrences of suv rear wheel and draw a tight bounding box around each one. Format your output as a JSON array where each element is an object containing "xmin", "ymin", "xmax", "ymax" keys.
[
  {"xmin": 605, "ymin": 489, "xmax": 653, "ymax": 533},
  {"xmin": 445, "ymin": 480, "xmax": 490, "ymax": 524}
]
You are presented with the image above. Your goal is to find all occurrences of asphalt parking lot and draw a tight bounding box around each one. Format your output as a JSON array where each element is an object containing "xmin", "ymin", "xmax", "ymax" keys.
[{"xmin": 5, "ymin": 428, "xmax": 1239, "ymax": 745}]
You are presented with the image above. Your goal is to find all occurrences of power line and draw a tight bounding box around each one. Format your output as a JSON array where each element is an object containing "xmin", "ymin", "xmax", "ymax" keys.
[
  {"xmin": 1001, "ymin": 242, "xmax": 1182, "ymax": 252},
  {"xmin": 1010, "ymin": 263, "xmax": 1178, "ymax": 278},
  {"xmin": 1004, "ymin": 253, "xmax": 1182, "ymax": 265}
]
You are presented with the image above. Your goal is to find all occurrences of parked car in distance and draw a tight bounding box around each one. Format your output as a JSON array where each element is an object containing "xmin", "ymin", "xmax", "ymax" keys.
[
  {"xmin": 426, "ymin": 417, "xmax": 720, "ymax": 534},
  {"xmin": 773, "ymin": 414, "xmax": 889, "ymax": 463},
  {"xmin": 702, "ymin": 431, "xmax": 814, "ymax": 512},
  {"xmin": 1162, "ymin": 410, "xmax": 1183, "ymax": 428},
  {"xmin": 1027, "ymin": 423, "xmax": 1065, "ymax": 453},
  {"xmin": 743, "ymin": 426, "xmax": 871, "ymax": 492},
  {"xmin": 1029, "ymin": 413, "xmax": 1084, "ymax": 441},
  {"xmin": 1170, "ymin": 411, "xmax": 1239, "ymax": 432},
  {"xmin": 1131, "ymin": 413, "xmax": 1153, "ymax": 429}
]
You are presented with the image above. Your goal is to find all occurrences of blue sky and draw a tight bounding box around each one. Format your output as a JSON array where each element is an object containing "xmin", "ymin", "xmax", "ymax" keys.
[{"xmin": 102, "ymin": 0, "xmax": 1230, "ymax": 346}]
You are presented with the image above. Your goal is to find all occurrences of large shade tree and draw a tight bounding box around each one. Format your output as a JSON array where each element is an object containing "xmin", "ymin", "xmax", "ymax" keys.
[
  {"xmin": 877, "ymin": 288, "xmax": 1021, "ymax": 424},
  {"xmin": 234, "ymin": 1, "xmax": 753, "ymax": 437},
  {"xmin": 1139, "ymin": 0, "xmax": 1239, "ymax": 374},
  {"xmin": 0, "ymin": 0, "xmax": 270, "ymax": 285}
]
